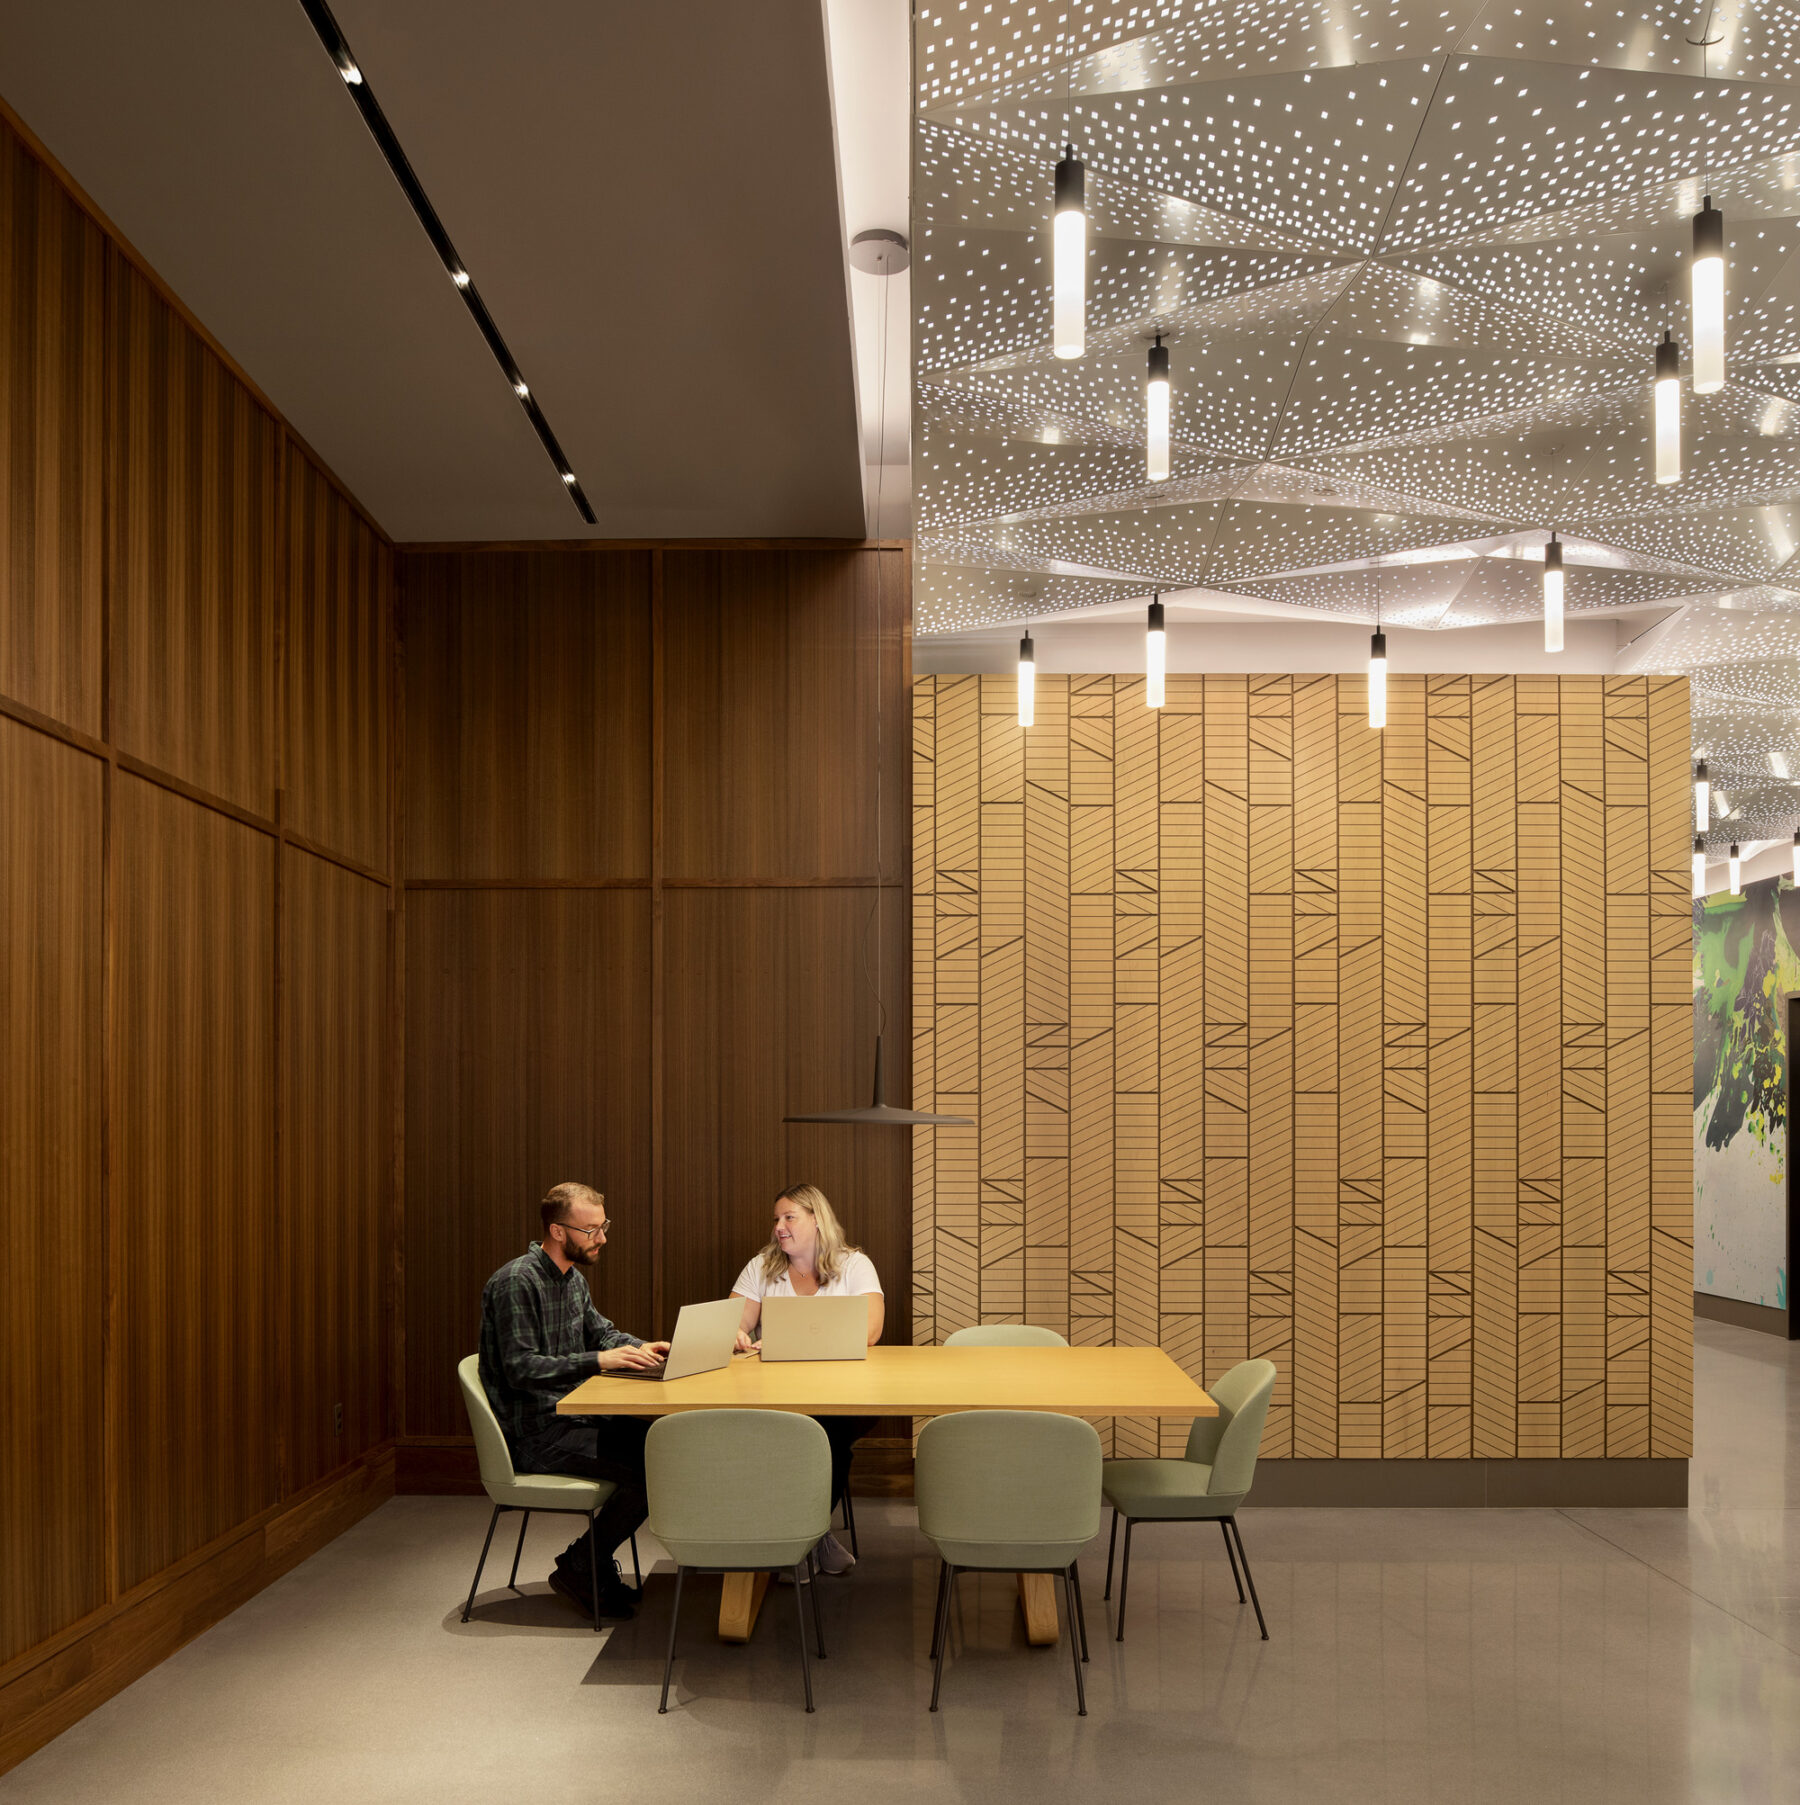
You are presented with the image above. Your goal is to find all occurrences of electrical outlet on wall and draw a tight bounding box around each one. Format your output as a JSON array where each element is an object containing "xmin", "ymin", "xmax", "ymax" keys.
[{"xmin": 333, "ymin": 1402, "xmax": 344, "ymax": 1437}]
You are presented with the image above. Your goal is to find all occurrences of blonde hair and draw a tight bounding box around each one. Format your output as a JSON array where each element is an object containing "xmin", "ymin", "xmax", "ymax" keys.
[{"xmin": 758, "ymin": 1183, "xmax": 858, "ymax": 1286}]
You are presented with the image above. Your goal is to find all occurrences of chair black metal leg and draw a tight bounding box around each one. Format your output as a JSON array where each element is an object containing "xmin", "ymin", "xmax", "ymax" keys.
[
  {"xmin": 461, "ymin": 1505, "xmax": 502, "ymax": 1623},
  {"xmin": 658, "ymin": 1566, "xmax": 687, "ymax": 1712},
  {"xmin": 1060, "ymin": 1570, "xmax": 1088, "ymax": 1716},
  {"xmin": 1069, "ymin": 1558, "xmax": 1090, "ymax": 1661},
  {"xmin": 506, "ymin": 1510, "xmax": 531, "ymax": 1592},
  {"xmin": 840, "ymin": 1486, "xmax": 859, "ymax": 1560},
  {"xmin": 929, "ymin": 1559, "xmax": 950, "ymax": 1660},
  {"xmin": 1219, "ymin": 1517, "xmax": 1246, "ymax": 1601},
  {"xmin": 807, "ymin": 1552, "xmax": 827, "ymax": 1657},
  {"xmin": 588, "ymin": 1514, "xmax": 602, "ymax": 1632},
  {"xmin": 1115, "ymin": 1519, "xmax": 1134, "ymax": 1641},
  {"xmin": 1228, "ymin": 1518, "xmax": 1268, "ymax": 1641},
  {"xmin": 629, "ymin": 1532, "xmax": 642, "ymax": 1591},
  {"xmin": 793, "ymin": 1564, "xmax": 816, "ymax": 1712},
  {"xmin": 929, "ymin": 1566, "xmax": 957, "ymax": 1711},
  {"xmin": 1104, "ymin": 1508, "xmax": 1119, "ymax": 1600}
]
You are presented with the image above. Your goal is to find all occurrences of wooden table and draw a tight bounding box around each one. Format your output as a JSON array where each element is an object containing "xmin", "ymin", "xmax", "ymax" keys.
[{"xmin": 557, "ymin": 1344, "xmax": 1216, "ymax": 1644}]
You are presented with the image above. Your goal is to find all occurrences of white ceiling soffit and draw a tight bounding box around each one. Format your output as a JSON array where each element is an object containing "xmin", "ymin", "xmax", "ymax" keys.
[
  {"xmin": 911, "ymin": 0, "xmax": 1800, "ymax": 848},
  {"xmin": 0, "ymin": 0, "xmax": 865, "ymax": 541}
]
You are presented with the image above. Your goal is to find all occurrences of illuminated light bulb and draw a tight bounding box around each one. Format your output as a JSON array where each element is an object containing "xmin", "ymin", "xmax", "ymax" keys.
[
  {"xmin": 1694, "ymin": 836, "xmax": 1708, "ymax": 899},
  {"xmin": 1017, "ymin": 632, "xmax": 1036, "ymax": 728},
  {"xmin": 1052, "ymin": 148, "xmax": 1085, "ymax": 360},
  {"xmin": 1694, "ymin": 759, "xmax": 1710, "ymax": 832},
  {"xmin": 514, "ymin": 380, "xmax": 529, "ymax": 398},
  {"xmin": 1146, "ymin": 597, "xmax": 1165, "ymax": 709},
  {"xmin": 1146, "ymin": 335, "xmax": 1170, "ymax": 481},
  {"xmin": 1367, "ymin": 630, "xmax": 1387, "ymax": 731},
  {"xmin": 1773, "ymin": 752, "xmax": 1792, "ymax": 779},
  {"xmin": 561, "ymin": 472, "xmax": 577, "ymax": 485},
  {"xmin": 451, "ymin": 268, "xmax": 470, "ymax": 289},
  {"xmin": 340, "ymin": 60, "xmax": 363, "ymax": 85},
  {"xmin": 1542, "ymin": 532, "xmax": 1563, "ymax": 654},
  {"xmin": 1654, "ymin": 331, "xmax": 1681, "ymax": 484},
  {"xmin": 1729, "ymin": 841, "xmax": 1742, "ymax": 896},
  {"xmin": 1692, "ymin": 197, "xmax": 1725, "ymax": 394}
]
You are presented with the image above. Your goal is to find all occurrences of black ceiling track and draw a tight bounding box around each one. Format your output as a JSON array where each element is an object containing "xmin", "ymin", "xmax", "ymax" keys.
[{"xmin": 297, "ymin": 0, "xmax": 596, "ymax": 523}]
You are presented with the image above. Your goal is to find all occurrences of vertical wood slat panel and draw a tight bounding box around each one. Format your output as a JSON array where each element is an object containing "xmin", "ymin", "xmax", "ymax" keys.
[
  {"xmin": 0, "ymin": 721, "xmax": 106, "ymax": 1661},
  {"xmin": 113, "ymin": 776, "xmax": 276, "ymax": 1590},
  {"xmin": 913, "ymin": 675, "xmax": 1693, "ymax": 1460},
  {"xmin": 108, "ymin": 256, "xmax": 278, "ymax": 817},
  {"xmin": 0, "ymin": 122, "xmax": 104, "ymax": 733}
]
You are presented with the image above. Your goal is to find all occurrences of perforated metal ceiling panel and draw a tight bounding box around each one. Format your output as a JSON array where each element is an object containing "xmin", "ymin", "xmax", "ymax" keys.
[{"xmin": 913, "ymin": 0, "xmax": 1800, "ymax": 846}]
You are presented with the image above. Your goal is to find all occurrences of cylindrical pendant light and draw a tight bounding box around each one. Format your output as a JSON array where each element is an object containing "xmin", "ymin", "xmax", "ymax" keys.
[
  {"xmin": 1792, "ymin": 828, "xmax": 1799, "ymax": 886},
  {"xmin": 1146, "ymin": 596, "xmax": 1166, "ymax": 708},
  {"xmin": 1729, "ymin": 840, "xmax": 1742, "ymax": 895},
  {"xmin": 1654, "ymin": 331, "xmax": 1682, "ymax": 484},
  {"xmin": 1053, "ymin": 148, "xmax": 1085, "ymax": 360},
  {"xmin": 1542, "ymin": 532, "xmax": 1564, "ymax": 653},
  {"xmin": 1146, "ymin": 334, "xmax": 1170, "ymax": 481},
  {"xmin": 1368, "ymin": 630, "xmax": 1387, "ymax": 731},
  {"xmin": 1018, "ymin": 631, "xmax": 1036, "ymax": 728},
  {"xmin": 1692, "ymin": 196, "xmax": 1725, "ymax": 394},
  {"xmin": 1694, "ymin": 758, "xmax": 1710, "ymax": 832},
  {"xmin": 1694, "ymin": 836, "xmax": 1708, "ymax": 899}
]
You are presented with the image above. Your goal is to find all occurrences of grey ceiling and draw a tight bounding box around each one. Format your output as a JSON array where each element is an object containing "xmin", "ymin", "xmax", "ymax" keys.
[{"xmin": 0, "ymin": 0, "xmax": 866, "ymax": 541}]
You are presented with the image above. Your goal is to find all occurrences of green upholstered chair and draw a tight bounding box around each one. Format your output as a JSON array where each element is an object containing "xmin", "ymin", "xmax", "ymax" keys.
[
  {"xmin": 646, "ymin": 1409, "xmax": 831, "ymax": 1712},
  {"xmin": 915, "ymin": 1410, "xmax": 1101, "ymax": 1715},
  {"xmin": 1101, "ymin": 1357, "xmax": 1276, "ymax": 1641},
  {"xmin": 944, "ymin": 1324, "xmax": 1069, "ymax": 1347},
  {"xmin": 456, "ymin": 1356, "xmax": 641, "ymax": 1633}
]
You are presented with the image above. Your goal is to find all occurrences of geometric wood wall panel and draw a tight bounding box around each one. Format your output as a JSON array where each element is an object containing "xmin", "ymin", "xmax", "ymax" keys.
[{"xmin": 913, "ymin": 672, "xmax": 1694, "ymax": 1460}]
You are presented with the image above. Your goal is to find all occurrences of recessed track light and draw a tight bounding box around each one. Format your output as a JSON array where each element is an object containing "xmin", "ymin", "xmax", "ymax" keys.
[{"xmin": 299, "ymin": 0, "xmax": 595, "ymax": 523}]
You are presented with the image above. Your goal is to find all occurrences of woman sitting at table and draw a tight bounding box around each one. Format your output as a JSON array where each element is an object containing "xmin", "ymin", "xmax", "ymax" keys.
[{"xmin": 731, "ymin": 1182, "xmax": 881, "ymax": 1576}]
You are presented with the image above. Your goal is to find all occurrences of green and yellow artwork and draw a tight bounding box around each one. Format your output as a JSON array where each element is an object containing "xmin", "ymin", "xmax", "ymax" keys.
[{"xmin": 1693, "ymin": 873, "xmax": 1797, "ymax": 1308}]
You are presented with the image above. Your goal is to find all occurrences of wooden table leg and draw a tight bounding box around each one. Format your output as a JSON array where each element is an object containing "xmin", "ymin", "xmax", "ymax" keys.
[
  {"xmin": 718, "ymin": 1570, "xmax": 770, "ymax": 1642},
  {"xmin": 1017, "ymin": 1572, "xmax": 1060, "ymax": 1646}
]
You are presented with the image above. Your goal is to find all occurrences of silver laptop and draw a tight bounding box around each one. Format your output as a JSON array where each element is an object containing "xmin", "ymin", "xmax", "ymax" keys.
[
  {"xmin": 758, "ymin": 1294, "xmax": 870, "ymax": 1362},
  {"xmin": 609, "ymin": 1297, "xmax": 741, "ymax": 1381}
]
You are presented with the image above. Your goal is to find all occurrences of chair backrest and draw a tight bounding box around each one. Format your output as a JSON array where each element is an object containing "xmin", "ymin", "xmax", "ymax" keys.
[
  {"xmin": 916, "ymin": 1410, "xmax": 1101, "ymax": 1557},
  {"xmin": 646, "ymin": 1409, "xmax": 831, "ymax": 1565},
  {"xmin": 1183, "ymin": 1359, "xmax": 1276, "ymax": 1498},
  {"xmin": 457, "ymin": 1356, "xmax": 517, "ymax": 1491},
  {"xmin": 944, "ymin": 1324, "xmax": 1069, "ymax": 1348}
]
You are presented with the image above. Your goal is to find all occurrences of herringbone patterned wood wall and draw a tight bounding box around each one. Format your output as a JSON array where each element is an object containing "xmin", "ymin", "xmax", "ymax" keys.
[{"xmin": 911, "ymin": 672, "xmax": 1693, "ymax": 1460}]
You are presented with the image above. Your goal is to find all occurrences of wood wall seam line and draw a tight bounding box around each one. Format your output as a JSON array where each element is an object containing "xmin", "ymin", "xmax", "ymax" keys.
[{"xmin": 651, "ymin": 549, "xmax": 667, "ymax": 1337}]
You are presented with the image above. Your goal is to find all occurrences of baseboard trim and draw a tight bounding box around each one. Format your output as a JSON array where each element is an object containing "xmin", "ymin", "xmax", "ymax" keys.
[
  {"xmin": 1694, "ymin": 1289, "xmax": 1792, "ymax": 1338},
  {"xmin": 0, "ymin": 1445, "xmax": 394, "ymax": 1778}
]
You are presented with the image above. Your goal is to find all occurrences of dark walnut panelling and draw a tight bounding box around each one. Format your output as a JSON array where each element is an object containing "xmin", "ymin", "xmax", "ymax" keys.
[
  {"xmin": 112, "ymin": 776, "xmax": 276, "ymax": 1590},
  {"xmin": 661, "ymin": 548, "xmax": 908, "ymax": 882},
  {"xmin": 0, "ymin": 721, "xmax": 104, "ymax": 1663},
  {"xmin": 401, "ymin": 550, "xmax": 651, "ymax": 881},
  {"xmin": 0, "ymin": 122, "xmax": 104, "ymax": 734},
  {"xmin": 662, "ymin": 886, "xmax": 911, "ymax": 1330},
  {"xmin": 283, "ymin": 849, "xmax": 391, "ymax": 1493},
  {"xmin": 285, "ymin": 455, "xmax": 392, "ymax": 873},
  {"xmin": 108, "ymin": 256, "xmax": 279, "ymax": 816},
  {"xmin": 403, "ymin": 888, "xmax": 653, "ymax": 1436}
]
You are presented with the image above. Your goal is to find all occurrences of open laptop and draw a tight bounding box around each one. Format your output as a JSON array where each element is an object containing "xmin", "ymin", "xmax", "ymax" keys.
[
  {"xmin": 608, "ymin": 1297, "xmax": 741, "ymax": 1381},
  {"xmin": 758, "ymin": 1294, "xmax": 870, "ymax": 1362}
]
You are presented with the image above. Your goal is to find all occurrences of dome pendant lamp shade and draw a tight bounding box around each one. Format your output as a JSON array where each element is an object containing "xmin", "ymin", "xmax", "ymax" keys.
[
  {"xmin": 1367, "ymin": 630, "xmax": 1387, "ymax": 730},
  {"xmin": 1542, "ymin": 533, "xmax": 1564, "ymax": 653},
  {"xmin": 1694, "ymin": 759, "xmax": 1710, "ymax": 832},
  {"xmin": 784, "ymin": 1034, "xmax": 973, "ymax": 1126},
  {"xmin": 1053, "ymin": 149, "xmax": 1086, "ymax": 359},
  {"xmin": 1145, "ymin": 597, "xmax": 1166, "ymax": 709},
  {"xmin": 1694, "ymin": 836, "xmax": 1708, "ymax": 899},
  {"xmin": 1692, "ymin": 197, "xmax": 1726, "ymax": 394},
  {"xmin": 1654, "ymin": 331, "xmax": 1682, "ymax": 484},
  {"xmin": 1146, "ymin": 335, "xmax": 1171, "ymax": 481},
  {"xmin": 1729, "ymin": 841, "xmax": 1742, "ymax": 895},
  {"xmin": 1017, "ymin": 631, "xmax": 1036, "ymax": 728}
]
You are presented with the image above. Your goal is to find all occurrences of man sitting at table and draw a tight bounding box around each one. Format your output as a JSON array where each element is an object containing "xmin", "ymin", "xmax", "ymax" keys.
[{"xmin": 479, "ymin": 1182, "xmax": 669, "ymax": 1621}]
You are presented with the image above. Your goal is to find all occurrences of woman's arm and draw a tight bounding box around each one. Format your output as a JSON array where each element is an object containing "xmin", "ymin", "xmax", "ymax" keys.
[
  {"xmin": 865, "ymin": 1292, "xmax": 885, "ymax": 1344},
  {"xmin": 731, "ymin": 1292, "xmax": 762, "ymax": 1353}
]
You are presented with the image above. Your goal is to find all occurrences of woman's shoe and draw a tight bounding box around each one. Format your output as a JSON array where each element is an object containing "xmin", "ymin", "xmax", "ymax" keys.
[{"xmin": 815, "ymin": 1532, "xmax": 855, "ymax": 1576}]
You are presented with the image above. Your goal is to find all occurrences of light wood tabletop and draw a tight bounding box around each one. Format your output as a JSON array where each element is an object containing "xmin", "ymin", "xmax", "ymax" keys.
[{"xmin": 556, "ymin": 1343, "xmax": 1218, "ymax": 1420}]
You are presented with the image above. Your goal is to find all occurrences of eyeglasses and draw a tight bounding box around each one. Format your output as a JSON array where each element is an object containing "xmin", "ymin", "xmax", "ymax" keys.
[{"xmin": 556, "ymin": 1220, "xmax": 607, "ymax": 1243}]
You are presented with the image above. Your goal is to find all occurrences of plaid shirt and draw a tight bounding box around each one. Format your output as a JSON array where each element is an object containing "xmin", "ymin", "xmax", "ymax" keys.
[{"xmin": 479, "ymin": 1243, "xmax": 642, "ymax": 1461}]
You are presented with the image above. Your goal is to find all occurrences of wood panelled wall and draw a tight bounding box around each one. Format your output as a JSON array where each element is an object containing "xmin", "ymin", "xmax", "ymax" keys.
[
  {"xmin": 398, "ymin": 547, "xmax": 910, "ymax": 1449},
  {"xmin": 912, "ymin": 673, "xmax": 1694, "ymax": 1466},
  {"xmin": 0, "ymin": 115, "xmax": 395, "ymax": 1769}
]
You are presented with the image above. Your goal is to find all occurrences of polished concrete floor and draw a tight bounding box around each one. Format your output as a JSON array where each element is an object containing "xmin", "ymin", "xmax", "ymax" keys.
[{"xmin": 6, "ymin": 1317, "xmax": 1798, "ymax": 1804}]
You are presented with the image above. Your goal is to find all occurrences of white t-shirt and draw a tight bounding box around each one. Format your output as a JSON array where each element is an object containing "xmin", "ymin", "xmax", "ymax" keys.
[{"xmin": 731, "ymin": 1249, "xmax": 883, "ymax": 1301}]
